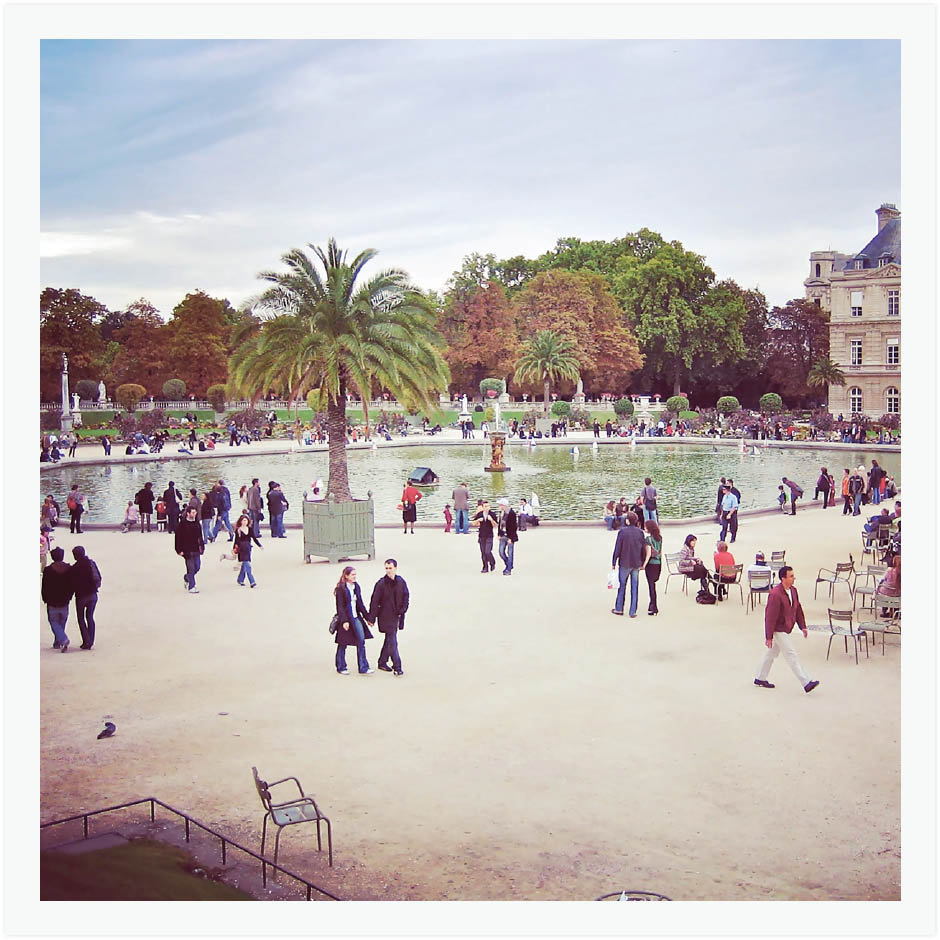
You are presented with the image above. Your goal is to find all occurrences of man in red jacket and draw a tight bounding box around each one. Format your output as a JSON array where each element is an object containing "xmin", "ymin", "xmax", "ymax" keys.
[{"xmin": 754, "ymin": 566, "xmax": 819, "ymax": 693}]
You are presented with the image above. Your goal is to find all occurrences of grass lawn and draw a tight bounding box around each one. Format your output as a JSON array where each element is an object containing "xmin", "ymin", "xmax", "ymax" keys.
[{"xmin": 40, "ymin": 839, "xmax": 254, "ymax": 900}]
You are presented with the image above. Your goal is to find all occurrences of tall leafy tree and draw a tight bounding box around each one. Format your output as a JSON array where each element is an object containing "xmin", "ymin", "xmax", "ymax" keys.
[
  {"xmin": 107, "ymin": 305, "xmax": 169, "ymax": 394},
  {"xmin": 229, "ymin": 238, "xmax": 450, "ymax": 501},
  {"xmin": 616, "ymin": 240, "xmax": 746, "ymax": 396},
  {"xmin": 440, "ymin": 282, "xmax": 518, "ymax": 393},
  {"xmin": 511, "ymin": 269, "xmax": 642, "ymax": 395},
  {"xmin": 513, "ymin": 329, "xmax": 581, "ymax": 414},
  {"xmin": 40, "ymin": 288, "xmax": 107, "ymax": 399},
  {"xmin": 164, "ymin": 291, "xmax": 233, "ymax": 396},
  {"xmin": 762, "ymin": 298, "xmax": 830, "ymax": 406}
]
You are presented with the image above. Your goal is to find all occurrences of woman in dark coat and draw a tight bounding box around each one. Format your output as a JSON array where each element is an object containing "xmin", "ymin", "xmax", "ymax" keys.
[{"xmin": 334, "ymin": 566, "xmax": 374, "ymax": 675}]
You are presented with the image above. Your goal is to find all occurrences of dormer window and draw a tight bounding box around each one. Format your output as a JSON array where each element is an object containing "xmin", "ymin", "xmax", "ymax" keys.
[
  {"xmin": 878, "ymin": 255, "xmax": 891, "ymax": 267},
  {"xmin": 854, "ymin": 259, "xmax": 864, "ymax": 270}
]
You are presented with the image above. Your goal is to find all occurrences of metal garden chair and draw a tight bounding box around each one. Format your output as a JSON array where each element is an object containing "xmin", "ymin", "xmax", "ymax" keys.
[
  {"xmin": 858, "ymin": 594, "xmax": 901, "ymax": 655},
  {"xmin": 746, "ymin": 568, "xmax": 773, "ymax": 614},
  {"xmin": 815, "ymin": 558, "xmax": 855, "ymax": 601},
  {"xmin": 826, "ymin": 609, "xmax": 869, "ymax": 664},
  {"xmin": 663, "ymin": 552, "xmax": 688, "ymax": 594},
  {"xmin": 710, "ymin": 563, "xmax": 744, "ymax": 605}
]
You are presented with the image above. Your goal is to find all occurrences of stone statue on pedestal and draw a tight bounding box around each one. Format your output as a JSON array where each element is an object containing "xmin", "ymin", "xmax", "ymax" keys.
[{"xmin": 98, "ymin": 380, "xmax": 107, "ymax": 402}]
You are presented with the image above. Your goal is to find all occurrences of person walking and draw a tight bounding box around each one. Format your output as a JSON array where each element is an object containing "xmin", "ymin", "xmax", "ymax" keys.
[
  {"xmin": 70, "ymin": 545, "xmax": 102, "ymax": 650},
  {"xmin": 496, "ymin": 498, "xmax": 518, "ymax": 575},
  {"xmin": 640, "ymin": 477, "xmax": 658, "ymax": 524},
  {"xmin": 400, "ymin": 480, "xmax": 422, "ymax": 534},
  {"xmin": 199, "ymin": 491, "xmax": 215, "ymax": 544},
  {"xmin": 186, "ymin": 488, "xmax": 201, "ymax": 512},
  {"xmin": 66, "ymin": 484, "xmax": 86, "ymax": 534},
  {"xmin": 175, "ymin": 504, "xmax": 205, "ymax": 593},
  {"xmin": 611, "ymin": 511, "xmax": 647, "ymax": 617},
  {"xmin": 134, "ymin": 481, "xmax": 155, "ymax": 532},
  {"xmin": 472, "ymin": 500, "xmax": 499, "ymax": 573},
  {"xmin": 233, "ymin": 514, "xmax": 262, "ymax": 587},
  {"xmin": 452, "ymin": 481, "xmax": 471, "ymax": 535},
  {"xmin": 333, "ymin": 566, "xmax": 374, "ymax": 675},
  {"xmin": 814, "ymin": 467, "xmax": 831, "ymax": 508},
  {"xmin": 211, "ymin": 479, "xmax": 235, "ymax": 542},
  {"xmin": 781, "ymin": 477, "xmax": 803, "ymax": 515},
  {"xmin": 719, "ymin": 484, "xmax": 739, "ymax": 543},
  {"xmin": 714, "ymin": 477, "xmax": 728, "ymax": 523},
  {"xmin": 840, "ymin": 469, "xmax": 852, "ymax": 515},
  {"xmin": 162, "ymin": 481, "xmax": 183, "ymax": 534},
  {"xmin": 593, "ymin": 419, "xmax": 600, "ymax": 439},
  {"xmin": 246, "ymin": 478, "xmax": 263, "ymax": 538},
  {"xmin": 41, "ymin": 546, "xmax": 74, "ymax": 651},
  {"xmin": 643, "ymin": 519, "xmax": 663, "ymax": 616},
  {"xmin": 868, "ymin": 460, "xmax": 886, "ymax": 505},
  {"xmin": 848, "ymin": 467, "xmax": 865, "ymax": 516},
  {"xmin": 370, "ymin": 558, "xmax": 410, "ymax": 676},
  {"xmin": 754, "ymin": 566, "xmax": 819, "ymax": 694}
]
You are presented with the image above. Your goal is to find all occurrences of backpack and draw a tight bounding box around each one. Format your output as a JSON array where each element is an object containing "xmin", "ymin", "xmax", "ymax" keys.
[
  {"xmin": 91, "ymin": 560, "xmax": 102, "ymax": 590},
  {"xmin": 696, "ymin": 589, "xmax": 716, "ymax": 605},
  {"xmin": 66, "ymin": 495, "xmax": 77, "ymax": 511}
]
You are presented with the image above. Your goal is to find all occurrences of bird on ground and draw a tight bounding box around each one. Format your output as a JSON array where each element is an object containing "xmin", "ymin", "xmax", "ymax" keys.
[{"xmin": 97, "ymin": 721, "xmax": 116, "ymax": 739}]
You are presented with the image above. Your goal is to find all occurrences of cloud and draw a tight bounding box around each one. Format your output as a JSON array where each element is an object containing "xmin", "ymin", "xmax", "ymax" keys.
[{"xmin": 40, "ymin": 231, "xmax": 130, "ymax": 258}]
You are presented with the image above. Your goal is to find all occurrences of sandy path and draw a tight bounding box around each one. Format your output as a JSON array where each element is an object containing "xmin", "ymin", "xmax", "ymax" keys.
[{"xmin": 38, "ymin": 506, "xmax": 900, "ymax": 902}]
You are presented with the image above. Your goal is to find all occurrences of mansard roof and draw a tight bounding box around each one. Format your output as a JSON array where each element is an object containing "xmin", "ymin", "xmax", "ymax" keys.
[{"xmin": 854, "ymin": 218, "xmax": 902, "ymax": 267}]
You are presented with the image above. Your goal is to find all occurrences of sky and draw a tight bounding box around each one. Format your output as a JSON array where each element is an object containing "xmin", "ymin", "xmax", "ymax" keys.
[{"xmin": 39, "ymin": 37, "xmax": 901, "ymax": 317}]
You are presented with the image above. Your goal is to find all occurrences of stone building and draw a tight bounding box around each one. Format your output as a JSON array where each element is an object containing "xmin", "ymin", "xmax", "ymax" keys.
[{"xmin": 804, "ymin": 204, "xmax": 901, "ymax": 419}]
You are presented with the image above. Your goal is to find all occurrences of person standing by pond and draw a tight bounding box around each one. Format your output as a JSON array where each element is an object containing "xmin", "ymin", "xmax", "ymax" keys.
[
  {"xmin": 246, "ymin": 478, "xmax": 263, "ymax": 538},
  {"xmin": 719, "ymin": 484, "xmax": 739, "ymax": 543},
  {"xmin": 641, "ymin": 477, "xmax": 658, "ymax": 524},
  {"xmin": 452, "ymin": 481, "xmax": 470, "ymax": 534},
  {"xmin": 162, "ymin": 481, "xmax": 183, "ymax": 534},
  {"xmin": 611, "ymin": 511, "xmax": 646, "ymax": 617},
  {"xmin": 333, "ymin": 566, "xmax": 374, "ymax": 675},
  {"xmin": 400, "ymin": 479, "xmax": 422, "ymax": 535},
  {"xmin": 472, "ymin": 500, "xmax": 499, "ymax": 573},
  {"xmin": 134, "ymin": 482, "xmax": 155, "ymax": 533},
  {"xmin": 814, "ymin": 467, "xmax": 831, "ymax": 508},
  {"xmin": 781, "ymin": 477, "xmax": 803, "ymax": 516},
  {"xmin": 643, "ymin": 519, "xmax": 663, "ymax": 616},
  {"xmin": 66, "ymin": 484, "xmax": 86, "ymax": 534}
]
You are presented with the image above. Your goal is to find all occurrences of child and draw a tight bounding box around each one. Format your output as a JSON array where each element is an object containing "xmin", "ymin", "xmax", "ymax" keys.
[
  {"xmin": 155, "ymin": 499, "xmax": 168, "ymax": 532},
  {"xmin": 443, "ymin": 503, "xmax": 453, "ymax": 533},
  {"xmin": 121, "ymin": 500, "xmax": 140, "ymax": 533},
  {"xmin": 777, "ymin": 485, "xmax": 787, "ymax": 512}
]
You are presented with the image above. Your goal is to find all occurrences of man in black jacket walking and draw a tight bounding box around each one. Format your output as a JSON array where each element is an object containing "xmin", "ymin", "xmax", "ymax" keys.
[
  {"xmin": 496, "ymin": 498, "xmax": 518, "ymax": 575},
  {"xmin": 175, "ymin": 504, "xmax": 205, "ymax": 593},
  {"xmin": 70, "ymin": 545, "xmax": 102, "ymax": 650},
  {"xmin": 369, "ymin": 559, "xmax": 410, "ymax": 676},
  {"xmin": 42, "ymin": 547, "xmax": 74, "ymax": 651}
]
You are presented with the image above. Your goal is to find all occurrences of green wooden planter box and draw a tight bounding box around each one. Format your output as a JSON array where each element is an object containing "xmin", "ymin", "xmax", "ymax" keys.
[{"xmin": 303, "ymin": 493, "xmax": 375, "ymax": 564}]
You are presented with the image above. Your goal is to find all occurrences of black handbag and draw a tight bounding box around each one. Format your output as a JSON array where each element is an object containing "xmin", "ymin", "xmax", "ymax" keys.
[{"xmin": 329, "ymin": 614, "xmax": 339, "ymax": 634}]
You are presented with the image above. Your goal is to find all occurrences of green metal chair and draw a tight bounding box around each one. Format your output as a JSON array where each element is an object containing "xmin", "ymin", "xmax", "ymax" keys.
[
  {"xmin": 858, "ymin": 594, "xmax": 901, "ymax": 655},
  {"xmin": 746, "ymin": 568, "xmax": 773, "ymax": 614},
  {"xmin": 252, "ymin": 766, "xmax": 332, "ymax": 877},
  {"xmin": 815, "ymin": 559, "xmax": 855, "ymax": 601},
  {"xmin": 826, "ymin": 609, "xmax": 869, "ymax": 664},
  {"xmin": 663, "ymin": 552, "xmax": 688, "ymax": 595},
  {"xmin": 710, "ymin": 563, "xmax": 744, "ymax": 605},
  {"xmin": 852, "ymin": 564, "xmax": 887, "ymax": 611}
]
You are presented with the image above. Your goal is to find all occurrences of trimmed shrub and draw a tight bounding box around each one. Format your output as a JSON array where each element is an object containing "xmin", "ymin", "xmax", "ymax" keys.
[
  {"xmin": 479, "ymin": 378, "xmax": 506, "ymax": 399},
  {"xmin": 483, "ymin": 406, "xmax": 495, "ymax": 423},
  {"xmin": 666, "ymin": 395, "xmax": 689, "ymax": 415},
  {"xmin": 759, "ymin": 392, "xmax": 783, "ymax": 414},
  {"xmin": 115, "ymin": 383, "xmax": 147, "ymax": 413},
  {"xmin": 679, "ymin": 410, "xmax": 699, "ymax": 421},
  {"xmin": 75, "ymin": 379, "xmax": 100, "ymax": 401},
  {"xmin": 306, "ymin": 389, "xmax": 325, "ymax": 413},
  {"xmin": 716, "ymin": 395, "xmax": 740, "ymax": 415},
  {"xmin": 206, "ymin": 384, "xmax": 228, "ymax": 413},
  {"xmin": 162, "ymin": 378, "xmax": 186, "ymax": 401},
  {"xmin": 551, "ymin": 400, "xmax": 572, "ymax": 417},
  {"xmin": 613, "ymin": 397, "xmax": 635, "ymax": 417}
]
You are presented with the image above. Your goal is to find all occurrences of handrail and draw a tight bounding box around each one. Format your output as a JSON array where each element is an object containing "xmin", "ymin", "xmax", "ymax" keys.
[{"xmin": 40, "ymin": 796, "xmax": 341, "ymax": 900}]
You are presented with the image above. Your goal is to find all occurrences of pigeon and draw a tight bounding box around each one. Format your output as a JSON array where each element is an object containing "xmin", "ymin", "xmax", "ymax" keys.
[{"xmin": 97, "ymin": 721, "xmax": 116, "ymax": 739}]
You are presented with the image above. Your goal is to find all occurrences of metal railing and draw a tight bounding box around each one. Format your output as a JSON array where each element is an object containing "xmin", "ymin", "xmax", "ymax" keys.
[{"xmin": 40, "ymin": 797, "xmax": 341, "ymax": 900}]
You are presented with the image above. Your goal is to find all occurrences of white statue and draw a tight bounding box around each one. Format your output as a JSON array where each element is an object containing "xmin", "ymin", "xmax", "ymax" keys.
[
  {"xmin": 72, "ymin": 392, "xmax": 80, "ymax": 411},
  {"xmin": 98, "ymin": 380, "xmax": 107, "ymax": 402},
  {"xmin": 461, "ymin": 394, "xmax": 469, "ymax": 414}
]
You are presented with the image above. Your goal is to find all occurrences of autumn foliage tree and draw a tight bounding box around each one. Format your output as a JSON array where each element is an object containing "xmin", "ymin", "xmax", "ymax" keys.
[
  {"xmin": 40, "ymin": 288, "xmax": 107, "ymax": 399},
  {"xmin": 440, "ymin": 281, "xmax": 518, "ymax": 393},
  {"xmin": 163, "ymin": 291, "xmax": 233, "ymax": 397},
  {"xmin": 762, "ymin": 299, "xmax": 831, "ymax": 407},
  {"xmin": 510, "ymin": 269, "xmax": 642, "ymax": 396},
  {"xmin": 106, "ymin": 301, "xmax": 168, "ymax": 394}
]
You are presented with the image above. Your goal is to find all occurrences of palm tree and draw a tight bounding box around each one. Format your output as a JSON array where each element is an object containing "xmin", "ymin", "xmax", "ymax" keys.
[
  {"xmin": 228, "ymin": 238, "xmax": 450, "ymax": 501},
  {"xmin": 807, "ymin": 356, "xmax": 846, "ymax": 404},
  {"xmin": 513, "ymin": 329, "xmax": 581, "ymax": 415}
]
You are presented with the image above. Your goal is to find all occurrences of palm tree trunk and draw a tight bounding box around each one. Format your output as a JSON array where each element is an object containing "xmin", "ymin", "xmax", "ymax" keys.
[
  {"xmin": 326, "ymin": 392, "xmax": 352, "ymax": 502},
  {"xmin": 543, "ymin": 378, "xmax": 550, "ymax": 415}
]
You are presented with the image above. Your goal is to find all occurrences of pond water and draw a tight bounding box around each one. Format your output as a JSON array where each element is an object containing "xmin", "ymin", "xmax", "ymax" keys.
[{"xmin": 39, "ymin": 442, "xmax": 899, "ymax": 525}]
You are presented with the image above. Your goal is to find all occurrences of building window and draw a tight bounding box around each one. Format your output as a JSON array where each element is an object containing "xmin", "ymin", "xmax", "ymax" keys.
[
  {"xmin": 850, "ymin": 340, "xmax": 863, "ymax": 366},
  {"xmin": 885, "ymin": 387, "xmax": 899, "ymax": 414},
  {"xmin": 814, "ymin": 297, "xmax": 821, "ymax": 306},
  {"xmin": 850, "ymin": 289, "xmax": 863, "ymax": 317},
  {"xmin": 849, "ymin": 387, "xmax": 863, "ymax": 413},
  {"xmin": 878, "ymin": 257, "xmax": 889, "ymax": 267},
  {"xmin": 815, "ymin": 263, "xmax": 821, "ymax": 278},
  {"xmin": 886, "ymin": 339, "xmax": 899, "ymax": 365},
  {"xmin": 854, "ymin": 260, "xmax": 864, "ymax": 270},
  {"xmin": 887, "ymin": 289, "xmax": 899, "ymax": 316}
]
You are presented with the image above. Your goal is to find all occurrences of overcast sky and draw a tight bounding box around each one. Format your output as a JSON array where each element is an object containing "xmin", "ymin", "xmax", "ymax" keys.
[{"xmin": 40, "ymin": 38, "xmax": 900, "ymax": 317}]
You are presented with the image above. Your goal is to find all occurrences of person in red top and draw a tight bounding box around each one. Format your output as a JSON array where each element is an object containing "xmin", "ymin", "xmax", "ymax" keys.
[
  {"xmin": 713, "ymin": 541, "xmax": 736, "ymax": 601},
  {"xmin": 754, "ymin": 566, "xmax": 819, "ymax": 693},
  {"xmin": 400, "ymin": 482, "xmax": 422, "ymax": 534}
]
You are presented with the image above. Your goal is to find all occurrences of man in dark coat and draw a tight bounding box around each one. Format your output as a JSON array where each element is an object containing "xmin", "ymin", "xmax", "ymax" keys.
[
  {"xmin": 611, "ymin": 511, "xmax": 647, "ymax": 617},
  {"xmin": 211, "ymin": 479, "xmax": 234, "ymax": 542},
  {"xmin": 266, "ymin": 483, "xmax": 289, "ymax": 538},
  {"xmin": 42, "ymin": 547, "xmax": 74, "ymax": 651},
  {"xmin": 496, "ymin": 498, "xmax": 518, "ymax": 575},
  {"xmin": 134, "ymin": 482, "xmax": 155, "ymax": 532},
  {"xmin": 754, "ymin": 566, "xmax": 819, "ymax": 693},
  {"xmin": 369, "ymin": 558, "xmax": 410, "ymax": 676},
  {"xmin": 163, "ymin": 480, "xmax": 183, "ymax": 533},
  {"xmin": 70, "ymin": 545, "xmax": 102, "ymax": 650},
  {"xmin": 175, "ymin": 504, "xmax": 205, "ymax": 593}
]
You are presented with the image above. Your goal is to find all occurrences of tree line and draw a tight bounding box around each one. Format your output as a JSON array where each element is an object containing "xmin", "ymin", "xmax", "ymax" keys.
[{"xmin": 39, "ymin": 227, "xmax": 836, "ymax": 409}]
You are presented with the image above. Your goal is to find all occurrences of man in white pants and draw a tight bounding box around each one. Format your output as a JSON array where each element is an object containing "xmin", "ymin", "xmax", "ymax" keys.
[{"xmin": 754, "ymin": 566, "xmax": 819, "ymax": 693}]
